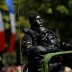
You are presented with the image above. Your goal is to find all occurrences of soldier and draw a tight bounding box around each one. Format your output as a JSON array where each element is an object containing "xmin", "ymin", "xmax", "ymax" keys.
[
  {"xmin": 23, "ymin": 12, "xmax": 60, "ymax": 52},
  {"xmin": 23, "ymin": 12, "xmax": 60, "ymax": 72},
  {"xmin": 23, "ymin": 12, "xmax": 72, "ymax": 72}
]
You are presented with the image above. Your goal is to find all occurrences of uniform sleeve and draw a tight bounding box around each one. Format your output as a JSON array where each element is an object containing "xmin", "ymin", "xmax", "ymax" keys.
[{"xmin": 23, "ymin": 34, "xmax": 32, "ymax": 49}]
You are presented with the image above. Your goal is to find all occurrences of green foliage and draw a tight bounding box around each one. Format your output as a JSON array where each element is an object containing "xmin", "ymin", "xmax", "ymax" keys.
[
  {"xmin": 56, "ymin": 5, "xmax": 69, "ymax": 15},
  {"xmin": 19, "ymin": 17, "xmax": 30, "ymax": 28},
  {"xmin": 47, "ymin": 8, "xmax": 53, "ymax": 14}
]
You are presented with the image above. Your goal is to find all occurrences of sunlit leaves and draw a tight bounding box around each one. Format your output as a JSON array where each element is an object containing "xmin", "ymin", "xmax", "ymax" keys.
[
  {"xmin": 47, "ymin": 8, "xmax": 53, "ymax": 14},
  {"xmin": 56, "ymin": 5, "xmax": 69, "ymax": 15}
]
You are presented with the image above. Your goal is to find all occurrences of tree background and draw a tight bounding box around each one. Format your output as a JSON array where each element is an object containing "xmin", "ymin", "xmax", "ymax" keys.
[{"xmin": 19, "ymin": 0, "xmax": 72, "ymax": 43}]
